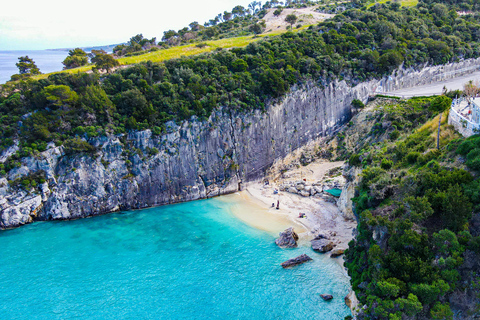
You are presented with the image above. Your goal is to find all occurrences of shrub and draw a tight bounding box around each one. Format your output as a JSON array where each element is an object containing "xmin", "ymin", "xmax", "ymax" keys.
[
  {"xmin": 381, "ymin": 159, "xmax": 393, "ymax": 170},
  {"xmin": 63, "ymin": 138, "xmax": 96, "ymax": 155},
  {"xmin": 273, "ymin": 8, "xmax": 283, "ymax": 16},
  {"xmin": 349, "ymin": 154, "xmax": 361, "ymax": 167},
  {"xmin": 352, "ymin": 99, "xmax": 365, "ymax": 109}
]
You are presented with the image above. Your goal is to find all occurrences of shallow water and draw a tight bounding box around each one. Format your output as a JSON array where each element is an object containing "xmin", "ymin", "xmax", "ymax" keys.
[{"xmin": 0, "ymin": 197, "xmax": 352, "ymax": 319}]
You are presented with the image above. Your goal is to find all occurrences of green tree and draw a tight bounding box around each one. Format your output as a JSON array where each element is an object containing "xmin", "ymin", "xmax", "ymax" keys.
[
  {"xmin": 15, "ymin": 56, "xmax": 41, "ymax": 75},
  {"xmin": 62, "ymin": 48, "xmax": 89, "ymax": 69},
  {"xmin": 395, "ymin": 294, "xmax": 423, "ymax": 317},
  {"xmin": 249, "ymin": 23, "xmax": 264, "ymax": 35},
  {"xmin": 43, "ymin": 85, "xmax": 79, "ymax": 109},
  {"xmin": 285, "ymin": 14, "xmax": 297, "ymax": 30},
  {"xmin": 90, "ymin": 50, "xmax": 119, "ymax": 73},
  {"xmin": 430, "ymin": 302, "xmax": 453, "ymax": 320},
  {"xmin": 441, "ymin": 185, "xmax": 472, "ymax": 231},
  {"xmin": 273, "ymin": 8, "xmax": 283, "ymax": 16},
  {"xmin": 429, "ymin": 96, "xmax": 452, "ymax": 113}
]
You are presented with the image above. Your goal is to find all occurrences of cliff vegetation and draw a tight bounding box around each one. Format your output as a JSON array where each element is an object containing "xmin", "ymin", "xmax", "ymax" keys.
[{"xmin": 343, "ymin": 96, "xmax": 480, "ymax": 319}]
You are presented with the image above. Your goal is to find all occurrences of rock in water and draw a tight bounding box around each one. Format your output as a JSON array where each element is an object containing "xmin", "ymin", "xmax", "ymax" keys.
[
  {"xmin": 320, "ymin": 294, "xmax": 333, "ymax": 301},
  {"xmin": 275, "ymin": 227, "xmax": 299, "ymax": 248},
  {"xmin": 311, "ymin": 239, "xmax": 334, "ymax": 252},
  {"xmin": 345, "ymin": 290, "xmax": 359, "ymax": 311},
  {"xmin": 330, "ymin": 248, "xmax": 345, "ymax": 258},
  {"xmin": 281, "ymin": 254, "xmax": 313, "ymax": 268}
]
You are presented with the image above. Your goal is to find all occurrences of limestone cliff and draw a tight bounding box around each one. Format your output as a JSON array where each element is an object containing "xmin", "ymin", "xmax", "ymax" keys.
[{"xmin": 1, "ymin": 59, "xmax": 479, "ymax": 229}]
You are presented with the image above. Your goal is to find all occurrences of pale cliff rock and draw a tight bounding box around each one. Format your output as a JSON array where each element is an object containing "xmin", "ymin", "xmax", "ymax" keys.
[
  {"xmin": 1, "ymin": 58, "xmax": 478, "ymax": 229},
  {"xmin": 337, "ymin": 166, "xmax": 363, "ymax": 221}
]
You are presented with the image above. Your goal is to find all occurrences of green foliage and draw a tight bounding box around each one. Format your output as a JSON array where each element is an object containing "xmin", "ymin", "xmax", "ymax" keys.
[
  {"xmin": 349, "ymin": 154, "xmax": 361, "ymax": 167},
  {"xmin": 8, "ymin": 170, "xmax": 46, "ymax": 192},
  {"xmin": 91, "ymin": 50, "xmax": 119, "ymax": 73},
  {"xmin": 15, "ymin": 56, "xmax": 41, "ymax": 75},
  {"xmin": 410, "ymin": 280, "xmax": 450, "ymax": 305},
  {"xmin": 430, "ymin": 302, "xmax": 453, "ymax": 320},
  {"xmin": 456, "ymin": 135, "xmax": 480, "ymax": 172},
  {"xmin": 43, "ymin": 85, "xmax": 79, "ymax": 108},
  {"xmin": 352, "ymin": 99, "xmax": 365, "ymax": 109},
  {"xmin": 62, "ymin": 48, "xmax": 89, "ymax": 69},
  {"xmin": 114, "ymin": 34, "xmax": 157, "ymax": 57},
  {"xmin": 380, "ymin": 158, "xmax": 393, "ymax": 170},
  {"xmin": 376, "ymin": 280, "xmax": 400, "ymax": 298},
  {"xmin": 285, "ymin": 14, "xmax": 298, "ymax": 28},
  {"xmin": 345, "ymin": 94, "xmax": 479, "ymax": 318},
  {"xmin": 429, "ymin": 95, "xmax": 452, "ymax": 113},
  {"xmin": 63, "ymin": 137, "xmax": 96, "ymax": 155},
  {"xmin": 395, "ymin": 293, "xmax": 423, "ymax": 317}
]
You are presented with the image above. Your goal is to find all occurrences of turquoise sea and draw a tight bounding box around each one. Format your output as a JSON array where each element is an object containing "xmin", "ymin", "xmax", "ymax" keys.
[{"xmin": 0, "ymin": 196, "xmax": 352, "ymax": 319}]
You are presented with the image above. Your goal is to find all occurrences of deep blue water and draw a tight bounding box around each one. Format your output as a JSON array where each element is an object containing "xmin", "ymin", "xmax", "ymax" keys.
[
  {"xmin": 0, "ymin": 198, "xmax": 352, "ymax": 319},
  {"xmin": 0, "ymin": 50, "xmax": 69, "ymax": 84}
]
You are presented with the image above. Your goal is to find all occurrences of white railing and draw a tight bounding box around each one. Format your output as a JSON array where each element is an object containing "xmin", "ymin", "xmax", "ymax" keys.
[{"xmin": 449, "ymin": 98, "xmax": 480, "ymax": 137}]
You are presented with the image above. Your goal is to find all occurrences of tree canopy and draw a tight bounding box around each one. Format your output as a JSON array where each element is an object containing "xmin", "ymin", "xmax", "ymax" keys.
[
  {"xmin": 62, "ymin": 48, "xmax": 89, "ymax": 69},
  {"xmin": 90, "ymin": 50, "xmax": 119, "ymax": 73},
  {"xmin": 15, "ymin": 56, "xmax": 41, "ymax": 75}
]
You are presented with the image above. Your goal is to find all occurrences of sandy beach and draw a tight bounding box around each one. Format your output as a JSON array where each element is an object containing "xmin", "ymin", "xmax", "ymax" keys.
[{"xmin": 221, "ymin": 158, "xmax": 358, "ymax": 270}]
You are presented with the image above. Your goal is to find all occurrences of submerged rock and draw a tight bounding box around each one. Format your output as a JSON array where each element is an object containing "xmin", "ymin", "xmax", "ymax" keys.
[
  {"xmin": 330, "ymin": 248, "xmax": 346, "ymax": 258},
  {"xmin": 275, "ymin": 227, "xmax": 299, "ymax": 248},
  {"xmin": 281, "ymin": 254, "xmax": 313, "ymax": 268},
  {"xmin": 320, "ymin": 294, "xmax": 333, "ymax": 301},
  {"xmin": 311, "ymin": 239, "xmax": 335, "ymax": 252}
]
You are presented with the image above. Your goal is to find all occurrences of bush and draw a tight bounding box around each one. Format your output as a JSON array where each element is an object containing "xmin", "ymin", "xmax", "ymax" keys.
[
  {"xmin": 273, "ymin": 8, "xmax": 283, "ymax": 16},
  {"xmin": 63, "ymin": 138, "xmax": 96, "ymax": 155},
  {"xmin": 389, "ymin": 130, "xmax": 400, "ymax": 141},
  {"xmin": 429, "ymin": 96, "xmax": 452, "ymax": 113},
  {"xmin": 349, "ymin": 154, "xmax": 361, "ymax": 167},
  {"xmin": 381, "ymin": 159, "xmax": 393, "ymax": 170},
  {"xmin": 352, "ymin": 99, "xmax": 365, "ymax": 109}
]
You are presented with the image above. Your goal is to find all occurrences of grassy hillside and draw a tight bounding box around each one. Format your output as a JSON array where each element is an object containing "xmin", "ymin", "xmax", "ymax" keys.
[
  {"xmin": 366, "ymin": 0, "xmax": 419, "ymax": 8},
  {"xmin": 30, "ymin": 26, "xmax": 311, "ymax": 81}
]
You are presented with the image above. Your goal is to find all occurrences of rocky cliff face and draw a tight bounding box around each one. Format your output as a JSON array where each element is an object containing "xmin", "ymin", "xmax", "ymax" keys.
[
  {"xmin": 1, "ymin": 59, "xmax": 479, "ymax": 229},
  {"xmin": 1, "ymin": 80, "xmax": 372, "ymax": 228}
]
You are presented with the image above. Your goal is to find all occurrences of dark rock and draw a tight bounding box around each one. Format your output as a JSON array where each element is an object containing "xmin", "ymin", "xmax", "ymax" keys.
[
  {"xmin": 320, "ymin": 294, "xmax": 333, "ymax": 301},
  {"xmin": 275, "ymin": 227, "xmax": 299, "ymax": 248},
  {"xmin": 281, "ymin": 254, "xmax": 313, "ymax": 268},
  {"xmin": 311, "ymin": 239, "xmax": 335, "ymax": 252},
  {"xmin": 313, "ymin": 233, "xmax": 330, "ymax": 240},
  {"xmin": 330, "ymin": 248, "xmax": 345, "ymax": 258}
]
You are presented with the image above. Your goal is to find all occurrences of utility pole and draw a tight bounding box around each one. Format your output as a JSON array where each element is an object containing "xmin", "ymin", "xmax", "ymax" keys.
[{"xmin": 437, "ymin": 113, "xmax": 442, "ymax": 150}]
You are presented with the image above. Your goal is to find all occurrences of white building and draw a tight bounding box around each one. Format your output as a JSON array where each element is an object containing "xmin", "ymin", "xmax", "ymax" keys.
[{"xmin": 449, "ymin": 97, "xmax": 480, "ymax": 137}]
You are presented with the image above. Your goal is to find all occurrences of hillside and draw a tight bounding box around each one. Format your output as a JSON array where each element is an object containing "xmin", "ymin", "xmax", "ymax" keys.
[
  {"xmin": 337, "ymin": 96, "xmax": 480, "ymax": 319},
  {"xmin": 28, "ymin": 5, "xmax": 329, "ymax": 81}
]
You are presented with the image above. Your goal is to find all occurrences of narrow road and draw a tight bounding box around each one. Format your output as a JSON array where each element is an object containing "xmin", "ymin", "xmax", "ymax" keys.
[{"xmin": 383, "ymin": 70, "xmax": 480, "ymax": 98}]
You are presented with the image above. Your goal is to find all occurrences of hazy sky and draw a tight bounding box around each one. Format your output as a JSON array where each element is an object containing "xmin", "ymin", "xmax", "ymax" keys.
[{"xmin": 0, "ymin": 0, "xmax": 254, "ymax": 50}]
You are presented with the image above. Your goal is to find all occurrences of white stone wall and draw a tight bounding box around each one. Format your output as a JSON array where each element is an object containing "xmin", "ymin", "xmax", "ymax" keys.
[{"xmin": 449, "ymin": 105, "xmax": 480, "ymax": 137}]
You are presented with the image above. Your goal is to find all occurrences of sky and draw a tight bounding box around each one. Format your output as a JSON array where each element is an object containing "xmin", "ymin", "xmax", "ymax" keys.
[{"xmin": 0, "ymin": 0, "xmax": 255, "ymax": 50}]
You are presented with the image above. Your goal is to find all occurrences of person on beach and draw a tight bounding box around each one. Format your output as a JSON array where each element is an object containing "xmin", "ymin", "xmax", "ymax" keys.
[{"xmin": 276, "ymin": 200, "xmax": 280, "ymax": 210}]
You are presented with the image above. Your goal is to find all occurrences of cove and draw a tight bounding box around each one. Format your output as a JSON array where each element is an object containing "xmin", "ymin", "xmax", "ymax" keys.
[{"xmin": 0, "ymin": 197, "xmax": 352, "ymax": 319}]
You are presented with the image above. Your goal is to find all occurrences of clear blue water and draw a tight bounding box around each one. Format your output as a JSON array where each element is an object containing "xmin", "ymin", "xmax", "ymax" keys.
[
  {"xmin": 0, "ymin": 50, "xmax": 69, "ymax": 84},
  {"xmin": 0, "ymin": 198, "xmax": 352, "ymax": 319}
]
